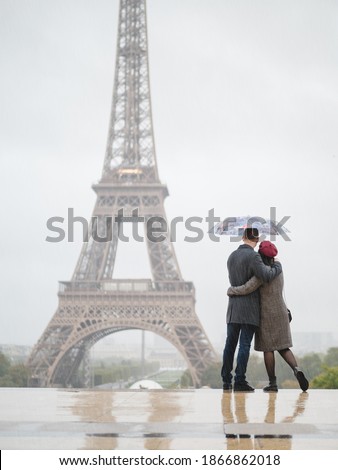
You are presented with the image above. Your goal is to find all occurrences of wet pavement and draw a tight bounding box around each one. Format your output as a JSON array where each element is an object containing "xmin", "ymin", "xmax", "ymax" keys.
[{"xmin": 0, "ymin": 388, "xmax": 337, "ymax": 450}]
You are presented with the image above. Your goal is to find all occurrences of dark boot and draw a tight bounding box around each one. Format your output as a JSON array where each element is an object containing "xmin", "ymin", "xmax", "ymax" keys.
[
  {"xmin": 294, "ymin": 367, "xmax": 309, "ymax": 392},
  {"xmin": 263, "ymin": 376, "xmax": 278, "ymax": 393}
]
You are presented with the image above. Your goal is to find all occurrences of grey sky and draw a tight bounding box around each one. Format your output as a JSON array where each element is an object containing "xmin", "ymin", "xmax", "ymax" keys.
[{"xmin": 1, "ymin": 0, "xmax": 338, "ymax": 348}]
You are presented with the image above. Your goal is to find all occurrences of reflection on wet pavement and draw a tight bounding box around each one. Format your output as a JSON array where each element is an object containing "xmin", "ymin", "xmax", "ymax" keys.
[
  {"xmin": 73, "ymin": 390, "xmax": 117, "ymax": 450},
  {"xmin": 144, "ymin": 390, "xmax": 182, "ymax": 450},
  {"xmin": 222, "ymin": 391, "xmax": 310, "ymax": 449},
  {"xmin": 0, "ymin": 388, "xmax": 337, "ymax": 450}
]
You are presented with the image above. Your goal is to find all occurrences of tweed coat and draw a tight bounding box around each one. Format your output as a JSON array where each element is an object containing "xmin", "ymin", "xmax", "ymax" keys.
[
  {"xmin": 227, "ymin": 272, "xmax": 292, "ymax": 351},
  {"xmin": 226, "ymin": 244, "xmax": 282, "ymax": 327}
]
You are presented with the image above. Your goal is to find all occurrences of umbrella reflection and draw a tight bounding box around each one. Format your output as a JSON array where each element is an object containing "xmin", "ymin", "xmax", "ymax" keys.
[{"xmin": 221, "ymin": 392, "xmax": 308, "ymax": 450}]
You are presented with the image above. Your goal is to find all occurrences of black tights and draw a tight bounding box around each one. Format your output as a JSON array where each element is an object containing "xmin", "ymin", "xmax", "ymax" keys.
[{"xmin": 264, "ymin": 348, "xmax": 298, "ymax": 382}]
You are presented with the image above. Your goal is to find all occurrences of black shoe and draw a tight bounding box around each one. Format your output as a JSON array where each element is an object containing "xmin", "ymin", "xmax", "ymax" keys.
[
  {"xmin": 263, "ymin": 383, "xmax": 278, "ymax": 393},
  {"xmin": 223, "ymin": 383, "xmax": 232, "ymax": 392},
  {"xmin": 294, "ymin": 368, "xmax": 309, "ymax": 392},
  {"xmin": 234, "ymin": 382, "xmax": 255, "ymax": 392}
]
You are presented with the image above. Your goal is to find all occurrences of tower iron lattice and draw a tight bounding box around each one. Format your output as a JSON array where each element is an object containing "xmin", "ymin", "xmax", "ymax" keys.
[{"xmin": 28, "ymin": 0, "xmax": 217, "ymax": 388}]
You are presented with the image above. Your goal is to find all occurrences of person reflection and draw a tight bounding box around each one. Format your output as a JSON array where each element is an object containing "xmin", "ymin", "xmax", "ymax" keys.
[
  {"xmin": 222, "ymin": 392, "xmax": 255, "ymax": 449},
  {"xmin": 280, "ymin": 392, "xmax": 308, "ymax": 424},
  {"xmin": 221, "ymin": 392, "xmax": 308, "ymax": 450}
]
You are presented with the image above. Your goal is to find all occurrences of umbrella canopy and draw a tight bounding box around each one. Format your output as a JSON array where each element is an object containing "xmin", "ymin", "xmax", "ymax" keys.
[{"xmin": 209, "ymin": 215, "xmax": 290, "ymax": 237}]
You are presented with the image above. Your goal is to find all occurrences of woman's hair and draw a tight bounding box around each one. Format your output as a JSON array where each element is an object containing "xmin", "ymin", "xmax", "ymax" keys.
[{"xmin": 259, "ymin": 251, "xmax": 274, "ymax": 266}]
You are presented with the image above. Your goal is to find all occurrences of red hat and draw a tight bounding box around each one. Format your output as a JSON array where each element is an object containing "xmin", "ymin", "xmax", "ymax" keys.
[{"xmin": 259, "ymin": 241, "xmax": 278, "ymax": 258}]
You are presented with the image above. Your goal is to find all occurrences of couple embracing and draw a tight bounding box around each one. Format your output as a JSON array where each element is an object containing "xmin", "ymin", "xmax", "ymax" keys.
[{"xmin": 221, "ymin": 227, "xmax": 308, "ymax": 393}]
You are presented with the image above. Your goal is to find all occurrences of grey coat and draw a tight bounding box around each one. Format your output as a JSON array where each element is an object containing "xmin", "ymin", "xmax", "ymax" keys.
[
  {"xmin": 226, "ymin": 244, "xmax": 282, "ymax": 327},
  {"xmin": 227, "ymin": 273, "xmax": 292, "ymax": 351}
]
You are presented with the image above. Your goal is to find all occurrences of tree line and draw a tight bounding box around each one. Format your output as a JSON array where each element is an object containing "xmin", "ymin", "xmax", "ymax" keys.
[
  {"xmin": 186, "ymin": 347, "xmax": 338, "ymax": 389},
  {"xmin": 0, "ymin": 347, "xmax": 337, "ymax": 388}
]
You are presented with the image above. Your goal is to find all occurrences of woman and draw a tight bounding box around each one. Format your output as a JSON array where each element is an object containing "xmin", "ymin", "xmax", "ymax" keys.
[{"xmin": 227, "ymin": 240, "xmax": 309, "ymax": 392}]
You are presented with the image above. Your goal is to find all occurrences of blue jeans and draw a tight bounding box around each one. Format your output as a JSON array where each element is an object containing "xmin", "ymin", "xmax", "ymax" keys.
[{"xmin": 221, "ymin": 323, "xmax": 256, "ymax": 385}]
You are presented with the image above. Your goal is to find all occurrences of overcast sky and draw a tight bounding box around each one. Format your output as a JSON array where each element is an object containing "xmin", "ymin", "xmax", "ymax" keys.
[{"xmin": 1, "ymin": 0, "xmax": 338, "ymax": 351}]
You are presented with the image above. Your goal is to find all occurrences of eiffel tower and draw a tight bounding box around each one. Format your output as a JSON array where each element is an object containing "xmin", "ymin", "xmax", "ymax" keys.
[{"xmin": 28, "ymin": 0, "xmax": 217, "ymax": 388}]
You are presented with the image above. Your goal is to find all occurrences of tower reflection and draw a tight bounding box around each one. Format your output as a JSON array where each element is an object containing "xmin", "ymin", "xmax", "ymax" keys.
[
  {"xmin": 144, "ymin": 390, "xmax": 182, "ymax": 450},
  {"xmin": 221, "ymin": 392, "xmax": 308, "ymax": 450},
  {"xmin": 73, "ymin": 390, "xmax": 118, "ymax": 450}
]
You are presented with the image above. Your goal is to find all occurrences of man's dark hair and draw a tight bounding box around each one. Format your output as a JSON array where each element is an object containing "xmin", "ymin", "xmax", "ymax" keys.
[{"xmin": 243, "ymin": 227, "xmax": 259, "ymax": 240}]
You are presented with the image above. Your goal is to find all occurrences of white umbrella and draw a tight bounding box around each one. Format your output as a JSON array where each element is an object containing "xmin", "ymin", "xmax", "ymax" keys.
[{"xmin": 209, "ymin": 215, "xmax": 290, "ymax": 237}]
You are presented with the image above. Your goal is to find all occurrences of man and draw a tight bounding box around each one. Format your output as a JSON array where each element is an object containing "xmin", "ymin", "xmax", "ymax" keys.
[{"xmin": 221, "ymin": 227, "xmax": 282, "ymax": 392}]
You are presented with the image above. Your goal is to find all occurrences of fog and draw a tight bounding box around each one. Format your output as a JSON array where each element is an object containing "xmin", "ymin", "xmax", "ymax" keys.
[{"xmin": 1, "ymin": 0, "xmax": 338, "ymax": 351}]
